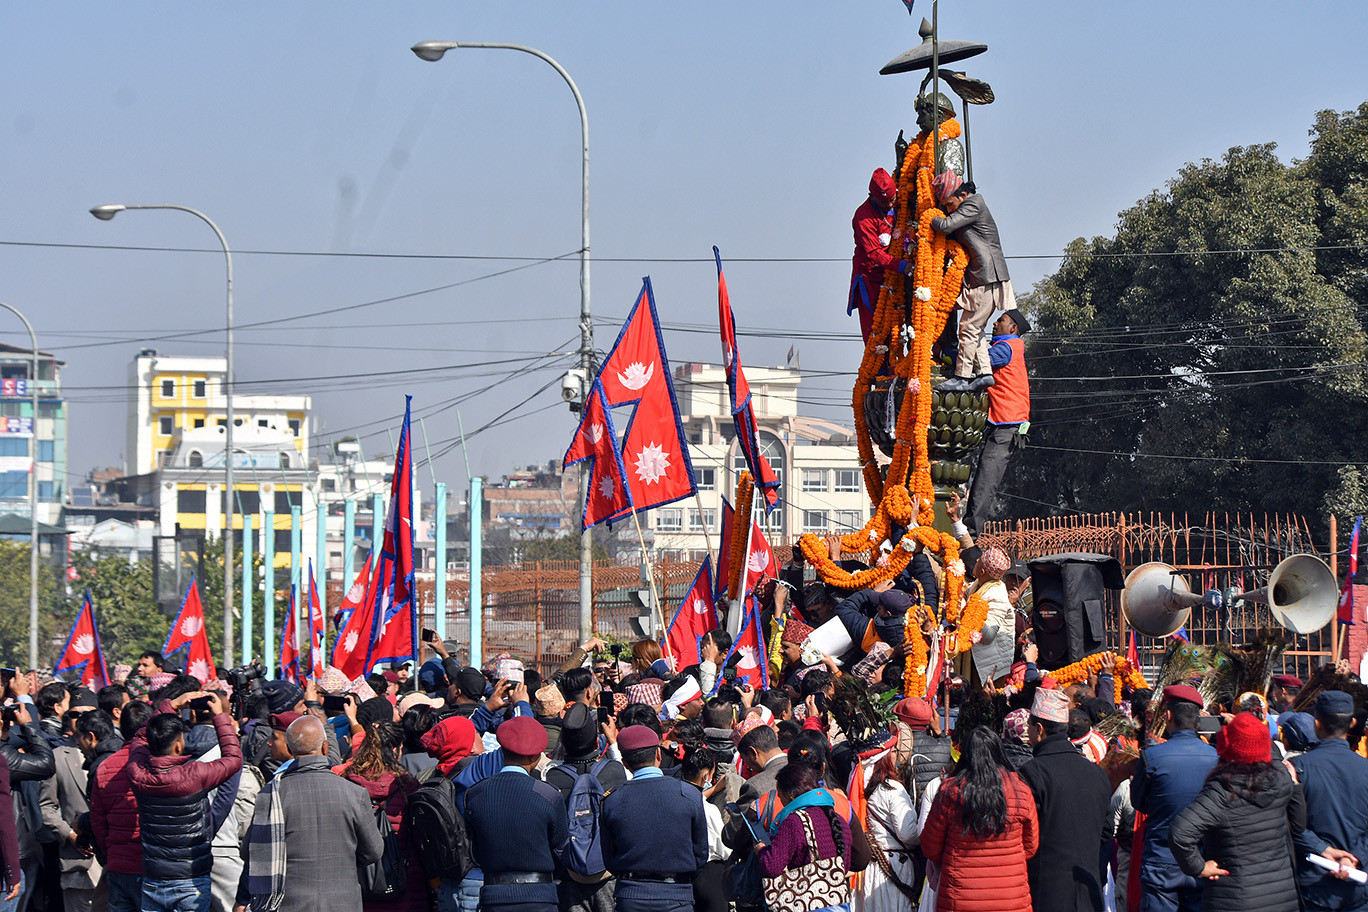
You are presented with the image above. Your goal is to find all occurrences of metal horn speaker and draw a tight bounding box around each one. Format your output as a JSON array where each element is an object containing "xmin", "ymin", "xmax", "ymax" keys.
[
  {"xmin": 1233, "ymin": 554, "xmax": 1337, "ymax": 634},
  {"xmin": 1122, "ymin": 562, "xmax": 1223, "ymax": 638}
]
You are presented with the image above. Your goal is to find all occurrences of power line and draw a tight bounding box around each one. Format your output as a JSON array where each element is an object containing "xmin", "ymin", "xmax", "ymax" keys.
[{"xmin": 1027, "ymin": 443, "xmax": 1360, "ymax": 467}]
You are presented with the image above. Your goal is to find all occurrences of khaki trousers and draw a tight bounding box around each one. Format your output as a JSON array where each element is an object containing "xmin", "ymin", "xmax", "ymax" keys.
[{"xmin": 953, "ymin": 279, "xmax": 1016, "ymax": 378}]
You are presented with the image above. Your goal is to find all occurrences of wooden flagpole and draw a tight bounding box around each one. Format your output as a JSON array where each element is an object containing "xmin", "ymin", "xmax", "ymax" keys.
[{"xmin": 629, "ymin": 507, "xmax": 672, "ymax": 663}]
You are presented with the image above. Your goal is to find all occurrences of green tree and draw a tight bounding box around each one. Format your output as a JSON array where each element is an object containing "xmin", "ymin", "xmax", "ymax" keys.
[
  {"xmin": 1005, "ymin": 105, "xmax": 1368, "ymax": 522},
  {"xmin": 519, "ymin": 534, "xmax": 610, "ymax": 563},
  {"xmin": 64, "ymin": 548, "xmax": 163, "ymax": 666},
  {"xmin": 0, "ymin": 541, "xmax": 65, "ymax": 668}
]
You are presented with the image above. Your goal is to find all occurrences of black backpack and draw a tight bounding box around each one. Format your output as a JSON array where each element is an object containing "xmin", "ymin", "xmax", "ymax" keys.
[
  {"xmin": 359, "ymin": 798, "xmax": 408, "ymax": 899},
  {"xmin": 406, "ymin": 774, "xmax": 475, "ymax": 881}
]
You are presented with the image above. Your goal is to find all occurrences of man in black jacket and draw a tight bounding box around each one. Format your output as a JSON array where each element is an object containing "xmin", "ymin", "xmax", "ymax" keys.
[{"xmin": 1, "ymin": 679, "xmax": 56, "ymax": 912}]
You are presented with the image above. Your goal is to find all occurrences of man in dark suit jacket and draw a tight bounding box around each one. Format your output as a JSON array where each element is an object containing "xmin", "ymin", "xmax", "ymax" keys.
[
  {"xmin": 929, "ymin": 169, "xmax": 1016, "ymax": 394},
  {"xmin": 1019, "ymin": 688, "xmax": 1112, "ymax": 912},
  {"xmin": 234, "ymin": 716, "xmax": 382, "ymax": 912},
  {"xmin": 1293, "ymin": 690, "xmax": 1368, "ymax": 912}
]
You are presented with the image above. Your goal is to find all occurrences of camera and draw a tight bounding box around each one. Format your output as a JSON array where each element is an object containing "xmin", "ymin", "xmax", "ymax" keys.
[
  {"xmin": 225, "ymin": 662, "xmax": 266, "ymax": 694},
  {"xmin": 561, "ymin": 368, "xmax": 587, "ymax": 407}
]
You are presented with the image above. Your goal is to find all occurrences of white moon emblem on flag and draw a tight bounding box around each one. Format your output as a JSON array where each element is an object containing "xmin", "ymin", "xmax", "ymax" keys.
[
  {"xmin": 180, "ymin": 615, "xmax": 203, "ymax": 638},
  {"xmin": 634, "ymin": 442, "xmax": 670, "ymax": 485},
  {"xmin": 598, "ymin": 475, "xmax": 616, "ymax": 500},
  {"xmin": 736, "ymin": 645, "xmax": 759, "ymax": 669},
  {"xmin": 747, "ymin": 550, "xmax": 769, "ymax": 573},
  {"xmin": 690, "ymin": 598, "xmax": 709, "ymax": 616},
  {"xmin": 587, "ymin": 423, "xmax": 604, "ymax": 444},
  {"xmin": 344, "ymin": 631, "xmax": 359, "ymax": 652},
  {"xmin": 72, "ymin": 634, "xmax": 95, "ymax": 656},
  {"xmin": 617, "ymin": 362, "xmax": 654, "ymax": 391},
  {"xmin": 189, "ymin": 659, "xmax": 210, "ymax": 683}
]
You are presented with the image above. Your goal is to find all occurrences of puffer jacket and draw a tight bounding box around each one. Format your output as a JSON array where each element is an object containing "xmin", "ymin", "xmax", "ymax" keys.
[
  {"xmin": 128, "ymin": 712, "xmax": 242, "ymax": 880},
  {"xmin": 909, "ymin": 729, "xmax": 953, "ymax": 806},
  {"xmin": 0, "ymin": 720, "xmax": 56, "ymax": 860},
  {"xmin": 90, "ymin": 738, "xmax": 142, "ymax": 875},
  {"xmin": 1169, "ymin": 765, "xmax": 1305, "ymax": 912},
  {"xmin": 920, "ymin": 769, "xmax": 1039, "ymax": 912}
]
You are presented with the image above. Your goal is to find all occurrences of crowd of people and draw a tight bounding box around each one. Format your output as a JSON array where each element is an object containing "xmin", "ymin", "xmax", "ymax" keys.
[{"xmin": 2, "ymin": 546, "xmax": 1366, "ymax": 912}]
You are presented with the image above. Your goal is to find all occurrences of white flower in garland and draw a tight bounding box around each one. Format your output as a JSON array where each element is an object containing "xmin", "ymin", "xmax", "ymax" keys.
[{"xmin": 914, "ymin": 286, "xmax": 933, "ymax": 302}]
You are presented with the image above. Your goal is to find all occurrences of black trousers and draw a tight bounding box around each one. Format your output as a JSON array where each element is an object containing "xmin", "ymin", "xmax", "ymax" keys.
[{"xmin": 966, "ymin": 422, "xmax": 1019, "ymax": 536}]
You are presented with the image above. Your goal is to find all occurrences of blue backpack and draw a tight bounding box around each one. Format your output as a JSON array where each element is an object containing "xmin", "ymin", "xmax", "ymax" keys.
[{"xmin": 558, "ymin": 759, "xmax": 613, "ymax": 878}]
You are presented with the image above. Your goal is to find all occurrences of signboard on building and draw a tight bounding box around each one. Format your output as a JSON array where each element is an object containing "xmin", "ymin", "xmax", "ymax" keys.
[
  {"xmin": 0, "ymin": 417, "xmax": 33, "ymax": 436},
  {"xmin": 0, "ymin": 379, "xmax": 29, "ymax": 397}
]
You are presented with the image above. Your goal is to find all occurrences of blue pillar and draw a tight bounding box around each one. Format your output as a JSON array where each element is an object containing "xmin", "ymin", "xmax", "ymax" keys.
[
  {"xmin": 262, "ymin": 509, "xmax": 275, "ymax": 677},
  {"xmin": 371, "ymin": 493, "xmax": 384, "ymax": 566},
  {"xmin": 343, "ymin": 498, "xmax": 356, "ymax": 591},
  {"xmin": 315, "ymin": 496, "xmax": 327, "ymax": 658},
  {"xmin": 241, "ymin": 513, "xmax": 253, "ymax": 664},
  {"xmin": 434, "ymin": 482, "xmax": 447, "ymax": 639},
  {"xmin": 290, "ymin": 504, "xmax": 302, "ymax": 663},
  {"xmin": 469, "ymin": 477, "xmax": 482, "ymax": 668}
]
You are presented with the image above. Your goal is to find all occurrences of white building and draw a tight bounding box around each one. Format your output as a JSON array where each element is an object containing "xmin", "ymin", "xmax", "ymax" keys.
[{"xmin": 647, "ymin": 363, "xmax": 871, "ymax": 559}]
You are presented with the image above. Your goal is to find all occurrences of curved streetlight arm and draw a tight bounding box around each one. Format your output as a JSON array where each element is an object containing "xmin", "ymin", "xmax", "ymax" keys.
[
  {"xmin": 90, "ymin": 203, "xmax": 236, "ymax": 666},
  {"xmin": 0, "ymin": 303, "xmax": 41, "ymax": 669}
]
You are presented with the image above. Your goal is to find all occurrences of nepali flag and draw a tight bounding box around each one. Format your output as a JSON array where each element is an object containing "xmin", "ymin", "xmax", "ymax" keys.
[
  {"xmin": 331, "ymin": 551, "xmax": 378, "ymax": 679},
  {"xmin": 715, "ymin": 497, "xmax": 735, "ymax": 599},
  {"xmin": 370, "ymin": 397, "xmax": 419, "ymax": 667},
  {"xmin": 900, "ymin": 0, "xmax": 914, "ymax": 13},
  {"xmin": 1339, "ymin": 516, "xmax": 1362, "ymax": 626},
  {"xmin": 564, "ymin": 377, "xmax": 634, "ymax": 529},
  {"xmin": 279, "ymin": 585, "xmax": 301, "ymax": 684},
  {"xmin": 308, "ymin": 560, "xmax": 326, "ymax": 679},
  {"xmin": 740, "ymin": 516, "xmax": 779, "ymax": 598},
  {"xmin": 54, "ymin": 591, "xmax": 109, "ymax": 688},
  {"xmin": 666, "ymin": 557, "xmax": 718, "ymax": 669},
  {"xmin": 597, "ymin": 278, "xmax": 697, "ymax": 522},
  {"xmin": 716, "ymin": 247, "xmax": 779, "ymax": 513},
  {"xmin": 717, "ymin": 595, "xmax": 768, "ymax": 692},
  {"xmin": 164, "ymin": 578, "xmax": 216, "ymax": 684}
]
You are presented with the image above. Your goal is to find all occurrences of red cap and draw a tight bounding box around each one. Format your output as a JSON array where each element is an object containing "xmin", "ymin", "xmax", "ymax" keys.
[
  {"xmin": 1271, "ymin": 674, "xmax": 1303, "ymax": 689},
  {"xmin": 1163, "ymin": 684, "xmax": 1204, "ymax": 708},
  {"xmin": 269, "ymin": 711, "xmax": 303, "ymax": 732},
  {"xmin": 1217, "ymin": 712, "xmax": 1272, "ymax": 764},
  {"xmin": 496, "ymin": 716, "xmax": 548, "ymax": 756},
  {"xmin": 382, "ymin": 671, "xmax": 401, "ymax": 684},
  {"xmin": 893, "ymin": 697, "xmax": 933, "ymax": 730},
  {"xmin": 617, "ymin": 724, "xmax": 662, "ymax": 753},
  {"xmin": 869, "ymin": 168, "xmax": 896, "ymax": 201},
  {"xmin": 782, "ymin": 618, "xmax": 815, "ymax": 646}
]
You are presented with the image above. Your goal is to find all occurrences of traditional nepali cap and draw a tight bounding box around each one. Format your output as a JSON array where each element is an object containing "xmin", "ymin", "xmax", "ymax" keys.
[
  {"xmin": 626, "ymin": 680, "xmax": 663, "ymax": 708},
  {"xmin": 263, "ymin": 680, "xmax": 305, "ymax": 715},
  {"xmin": 877, "ymin": 588, "xmax": 914, "ymax": 615},
  {"xmin": 612, "ymin": 692, "xmax": 630, "ymax": 717},
  {"xmin": 316, "ymin": 665, "xmax": 352, "ymax": 696},
  {"xmin": 1002, "ymin": 708, "xmax": 1031, "ymax": 745},
  {"xmin": 1278, "ymin": 712, "xmax": 1319, "ymax": 752},
  {"xmin": 1002, "ymin": 309, "xmax": 1032, "ymax": 335},
  {"xmin": 618, "ymin": 724, "xmax": 661, "ymax": 753},
  {"xmin": 894, "ymin": 697, "xmax": 934, "ymax": 730},
  {"xmin": 783, "ymin": 618, "xmax": 815, "ymax": 646},
  {"xmin": 398, "ymin": 692, "xmax": 442, "ymax": 714},
  {"xmin": 731, "ymin": 712, "xmax": 773, "ymax": 745},
  {"xmin": 661, "ymin": 677, "xmax": 703, "ymax": 721},
  {"xmin": 1217, "ymin": 712, "xmax": 1271, "ymax": 764},
  {"xmin": 1316, "ymin": 690, "xmax": 1354, "ymax": 716},
  {"xmin": 481, "ymin": 653, "xmax": 511, "ymax": 677},
  {"xmin": 1031, "ymin": 687, "xmax": 1071, "ymax": 724},
  {"xmin": 1272, "ymin": 674, "xmax": 1303, "ymax": 689},
  {"xmin": 1162, "ymin": 684, "xmax": 1204, "ymax": 708},
  {"xmin": 496, "ymin": 716, "xmax": 548, "ymax": 756},
  {"xmin": 533, "ymin": 683, "xmax": 566, "ymax": 717},
  {"xmin": 125, "ymin": 675, "xmax": 151, "ymax": 700},
  {"xmin": 71, "ymin": 687, "xmax": 99, "ymax": 710},
  {"xmin": 149, "ymin": 672, "xmax": 176, "ymax": 691},
  {"xmin": 268, "ymin": 711, "xmax": 303, "ymax": 732},
  {"xmin": 931, "ymin": 170, "xmax": 964, "ymax": 204},
  {"xmin": 869, "ymin": 168, "xmax": 896, "ymax": 200},
  {"xmin": 976, "ymin": 547, "xmax": 1011, "ymax": 581}
]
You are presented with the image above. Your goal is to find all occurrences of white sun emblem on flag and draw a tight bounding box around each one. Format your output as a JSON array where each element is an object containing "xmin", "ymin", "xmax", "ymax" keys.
[
  {"xmin": 189, "ymin": 659, "xmax": 210, "ymax": 683},
  {"xmin": 747, "ymin": 550, "xmax": 770, "ymax": 573},
  {"xmin": 617, "ymin": 362, "xmax": 654, "ymax": 391},
  {"xmin": 736, "ymin": 645, "xmax": 759, "ymax": 669},
  {"xmin": 587, "ymin": 423, "xmax": 604, "ymax": 445},
  {"xmin": 180, "ymin": 615, "xmax": 203, "ymax": 638},
  {"xmin": 634, "ymin": 442, "xmax": 670, "ymax": 485},
  {"xmin": 344, "ymin": 630, "xmax": 359, "ymax": 652},
  {"xmin": 347, "ymin": 582, "xmax": 365, "ymax": 602},
  {"xmin": 72, "ymin": 634, "xmax": 95, "ymax": 656},
  {"xmin": 598, "ymin": 475, "xmax": 616, "ymax": 500}
]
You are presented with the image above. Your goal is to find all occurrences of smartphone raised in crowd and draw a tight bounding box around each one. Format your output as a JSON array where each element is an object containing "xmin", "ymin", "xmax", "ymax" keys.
[
  {"xmin": 189, "ymin": 696, "xmax": 214, "ymax": 712},
  {"xmin": 322, "ymin": 693, "xmax": 349, "ymax": 713},
  {"xmin": 727, "ymin": 802, "xmax": 770, "ymax": 846},
  {"xmin": 421, "ymin": 628, "xmax": 438, "ymax": 643}
]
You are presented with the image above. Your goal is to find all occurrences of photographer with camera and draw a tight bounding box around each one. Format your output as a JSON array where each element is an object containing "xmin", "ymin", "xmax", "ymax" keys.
[{"xmin": 1, "ymin": 671, "xmax": 56, "ymax": 911}]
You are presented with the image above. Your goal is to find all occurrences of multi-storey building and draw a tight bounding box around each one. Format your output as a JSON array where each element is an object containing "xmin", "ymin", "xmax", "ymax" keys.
[{"xmin": 0, "ymin": 343, "xmax": 66, "ymax": 540}]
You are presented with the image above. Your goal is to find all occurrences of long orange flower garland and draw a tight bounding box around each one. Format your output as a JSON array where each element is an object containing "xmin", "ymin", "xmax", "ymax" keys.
[
  {"xmin": 727, "ymin": 471, "xmax": 754, "ymax": 600},
  {"xmin": 1046, "ymin": 652, "xmax": 1150, "ymax": 703},
  {"xmin": 950, "ymin": 591, "xmax": 990, "ymax": 654}
]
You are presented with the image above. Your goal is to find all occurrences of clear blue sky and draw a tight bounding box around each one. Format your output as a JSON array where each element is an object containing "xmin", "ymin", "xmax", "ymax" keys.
[{"xmin": 2, "ymin": 1, "xmax": 1365, "ymax": 490}]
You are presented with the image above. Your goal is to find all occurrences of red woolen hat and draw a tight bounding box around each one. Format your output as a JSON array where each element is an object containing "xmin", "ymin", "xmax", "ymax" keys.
[
  {"xmin": 1217, "ymin": 712, "xmax": 1271, "ymax": 764},
  {"xmin": 869, "ymin": 168, "xmax": 896, "ymax": 200},
  {"xmin": 496, "ymin": 716, "xmax": 548, "ymax": 756}
]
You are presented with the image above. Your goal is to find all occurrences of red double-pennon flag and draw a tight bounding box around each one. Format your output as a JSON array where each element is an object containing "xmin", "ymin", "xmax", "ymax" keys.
[
  {"xmin": 715, "ymin": 498, "xmax": 735, "ymax": 599},
  {"xmin": 720, "ymin": 597, "xmax": 769, "ymax": 692},
  {"xmin": 54, "ymin": 591, "xmax": 109, "ymax": 688},
  {"xmin": 279, "ymin": 585, "xmax": 300, "ymax": 684},
  {"xmin": 332, "ymin": 553, "xmax": 378, "ymax": 679},
  {"xmin": 564, "ymin": 378, "xmax": 634, "ymax": 529},
  {"xmin": 371, "ymin": 397, "xmax": 419, "ymax": 667},
  {"xmin": 716, "ymin": 247, "xmax": 779, "ymax": 512},
  {"xmin": 164, "ymin": 579, "xmax": 216, "ymax": 684},
  {"xmin": 666, "ymin": 557, "xmax": 718, "ymax": 669}
]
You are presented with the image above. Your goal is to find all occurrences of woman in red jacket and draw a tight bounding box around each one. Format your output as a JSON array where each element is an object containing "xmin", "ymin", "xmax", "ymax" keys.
[
  {"xmin": 338, "ymin": 721, "xmax": 428, "ymax": 912},
  {"xmin": 920, "ymin": 726, "xmax": 1039, "ymax": 912}
]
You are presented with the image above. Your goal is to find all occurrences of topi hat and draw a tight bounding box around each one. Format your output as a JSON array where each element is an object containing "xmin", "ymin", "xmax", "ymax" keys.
[
  {"xmin": 1031, "ymin": 688, "xmax": 1071, "ymax": 724},
  {"xmin": 782, "ymin": 618, "xmax": 815, "ymax": 646},
  {"xmin": 931, "ymin": 170, "xmax": 964, "ymax": 204}
]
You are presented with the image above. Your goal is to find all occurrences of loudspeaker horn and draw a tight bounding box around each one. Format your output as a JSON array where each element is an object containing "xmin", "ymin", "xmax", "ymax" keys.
[
  {"xmin": 1122, "ymin": 562, "xmax": 1224, "ymax": 638},
  {"xmin": 1233, "ymin": 554, "xmax": 1337, "ymax": 634}
]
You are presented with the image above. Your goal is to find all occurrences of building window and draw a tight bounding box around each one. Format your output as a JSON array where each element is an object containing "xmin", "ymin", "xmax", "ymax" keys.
[
  {"xmin": 802, "ymin": 510, "xmax": 829, "ymax": 532},
  {"xmin": 160, "ymin": 379, "xmax": 174, "ymax": 397},
  {"xmin": 193, "ymin": 418, "xmax": 205, "ymax": 429},
  {"xmin": 288, "ymin": 419, "xmax": 301, "ymax": 437},
  {"xmin": 0, "ymin": 439, "xmax": 23, "ymax": 457},
  {"xmin": 697, "ymin": 468, "xmax": 716, "ymax": 491},
  {"xmin": 0, "ymin": 471, "xmax": 25, "ymax": 498},
  {"xmin": 158, "ymin": 415, "xmax": 173, "ymax": 435},
  {"xmin": 217, "ymin": 419, "xmax": 226, "ymax": 427},
  {"xmin": 36, "ymin": 440, "xmax": 53, "ymax": 463},
  {"xmin": 835, "ymin": 510, "xmax": 863, "ymax": 531},
  {"xmin": 834, "ymin": 468, "xmax": 860, "ymax": 492},
  {"xmin": 274, "ymin": 490, "xmax": 302, "ymax": 513},
  {"xmin": 188, "ymin": 450, "xmax": 203, "ymax": 468},
  {"xmin": 193, "ymin": 379, "xmax": 206, "ymax": 398},
  {"xmin": 280, "ymin": 452, "xmax": 291, "ymax": 469},
  {"xmin": 178, "ymin": 489, "xmax": 207, "ymax": 514},
  {"xmin": 321, "ymin": 478, "xmax": 336, "ymax": 493},
  {"xmin": 38, "ymin": 481, "xmax": 54, "ymax": 502},
  {"xmin": 258, "ymin": 419, "xmax": 269, "ymax": 428},
  {"xmin": 732, "ymin": 431, "xmax": 784, "ymax": 491},
  {"xmin": 801, "ymin": 468, "xmax": 828, "ymax": 492},
  {"xmin": 689, "ymin": 508, "xmax": 716, "ymax": 532},
  {"xmin": 656, "ymin": 508, "xmax": 683, "ymax": 532},
  {"xmin": 275, "ymin": 529, "xmax": 293, "ymax": 553}
]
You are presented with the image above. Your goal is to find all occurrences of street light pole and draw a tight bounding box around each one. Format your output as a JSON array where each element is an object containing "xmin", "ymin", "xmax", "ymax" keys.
[
  {"xmin": 0, "ymin": 304, "xmax": 41, "ymax": 668},
  {"xmin": 90, "ymin": 203, "xmax": 236, "ymax": 666},
  {"xmin": 412, "ymin": 40, "xmax": 596, "ymax": 643}
]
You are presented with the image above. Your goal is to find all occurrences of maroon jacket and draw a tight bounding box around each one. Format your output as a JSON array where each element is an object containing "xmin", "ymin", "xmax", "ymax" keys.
[
  {"xmin": 0, "ymin": 756, "xmax": 22, "ymax": 891},
  {"xmin": 89, "ymin": 736, "xmax": 142, "ymax": 875}
]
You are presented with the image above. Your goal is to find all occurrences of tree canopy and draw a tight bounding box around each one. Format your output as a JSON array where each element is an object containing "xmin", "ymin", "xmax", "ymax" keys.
[{"xmin": 1003, "ymin": 104, "xmax": 1368, "ymax": 524}]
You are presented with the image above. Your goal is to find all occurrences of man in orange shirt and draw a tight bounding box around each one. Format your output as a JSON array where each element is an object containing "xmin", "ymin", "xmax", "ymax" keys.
[{"xmin": 964, "ymin": 308, "xmax": 1030, "ymax": 536}]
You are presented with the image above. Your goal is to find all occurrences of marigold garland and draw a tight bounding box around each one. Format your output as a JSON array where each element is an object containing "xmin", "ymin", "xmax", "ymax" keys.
[
  {"xmin": 1045, "ymin": 652, "xmax": 1150, "ymax": 703},
  {"xmin": 951, "ymin": 591, "xmax": 990, "ymax": 655},
  {"xmin": 727, "ymin": 471, "xmax": 754, "ymax": 600}
]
